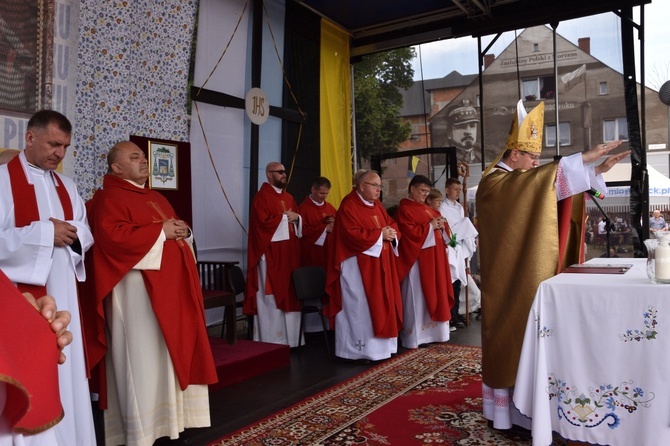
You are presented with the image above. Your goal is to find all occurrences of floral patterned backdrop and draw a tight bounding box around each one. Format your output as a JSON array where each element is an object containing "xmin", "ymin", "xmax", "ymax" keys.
[{"xmin": 73, "ymin": 0, "xmax": 197, "ymax": 198}]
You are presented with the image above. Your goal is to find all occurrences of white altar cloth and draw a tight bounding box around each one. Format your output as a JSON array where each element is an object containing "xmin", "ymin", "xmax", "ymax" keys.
[{"xmin": 514, "ymin": 258, "xmax": 670, "ymax": 446}]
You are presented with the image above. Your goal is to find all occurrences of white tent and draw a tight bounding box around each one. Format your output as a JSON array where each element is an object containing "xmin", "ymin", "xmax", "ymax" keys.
[
  {"xmin": 467, "ymin": 185, "xmax": 478, "ymax": 201},
  {"xmin": 602, "ymin": 163, "xmax": 670, "ymax": 197}
]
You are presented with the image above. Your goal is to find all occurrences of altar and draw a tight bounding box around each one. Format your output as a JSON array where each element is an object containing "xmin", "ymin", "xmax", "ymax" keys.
[{"xmin": 513, "ymin": 258, "xmax": 670, "ymax": 446}]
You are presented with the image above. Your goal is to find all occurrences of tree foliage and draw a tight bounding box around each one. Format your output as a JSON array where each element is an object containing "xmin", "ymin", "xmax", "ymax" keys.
[
  {"xmin": 354, "ymin": 47, "xmax": 415, "ymax": 161},
  {"xmin": 647, "ymin": 62, "xmax": 670, "ymax": 91}
]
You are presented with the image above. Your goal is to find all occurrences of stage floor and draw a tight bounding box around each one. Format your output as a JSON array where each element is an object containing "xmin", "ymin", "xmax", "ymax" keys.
[{"xmin": 153, "ymin": 316, "xmax": 482, "ymax": 445}]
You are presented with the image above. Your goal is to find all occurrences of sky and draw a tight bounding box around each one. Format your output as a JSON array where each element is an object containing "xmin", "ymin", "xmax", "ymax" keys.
[{"xmin": 410, "ymin": 1, "xmax": 670, "ymax": 91}]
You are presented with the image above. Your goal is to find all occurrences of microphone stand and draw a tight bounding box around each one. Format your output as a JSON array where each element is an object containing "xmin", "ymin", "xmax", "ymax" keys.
[{"xmin": 590, "ymin": 195, "xmax": 613, "ymax": 257}]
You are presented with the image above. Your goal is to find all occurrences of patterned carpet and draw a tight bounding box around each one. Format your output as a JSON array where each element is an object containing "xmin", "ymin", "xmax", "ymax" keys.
[{"xmin": 211, "ymin": 344, "xmax": 564, "ymax": 445}]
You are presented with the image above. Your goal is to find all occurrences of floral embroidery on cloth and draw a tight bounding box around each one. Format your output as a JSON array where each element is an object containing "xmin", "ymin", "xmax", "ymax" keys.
[
  {"xmin": 619, "ymin": 306, "xmax": 658, "ymax": 342},
  {"xmin": 535, "ymin": 315, "xmax": 553, "ymax": 337},
  {"xmin": 547, "ymin": 374, "xmax": 654, "ymax": 430}
]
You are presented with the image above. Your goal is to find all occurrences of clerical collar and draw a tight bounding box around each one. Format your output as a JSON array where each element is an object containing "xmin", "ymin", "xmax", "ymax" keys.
[
  {"xmin": 27, "ymin": 161, "xmax": 42, "ymax": 171},
  {"xmin": 355, "ymin": 191, "xmax": 375, "ymax": 207},
  {"xmin": 495, "ymin": 160, "xmax": 513, "ymax": 172},
  {"xmin": 122, "ymin": 178, "xmax": 148, "ymax": 189},
  {"xmin": 270, "ymin": 184, "xmax": 284, "ymax": 193},
  {"xmin": 309, "ymin": 196, "xmax": 324, "ymax": 206},
  {"xmin": 26, "ymin": 161, "xmax": 52, "ymax": 181}
]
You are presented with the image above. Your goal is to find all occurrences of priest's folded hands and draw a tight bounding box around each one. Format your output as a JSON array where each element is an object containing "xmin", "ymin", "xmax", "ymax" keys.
[
  {"xmin": 382, "ymin": 226, "xmax": 397, "ymax": 241},
  {"xmin": 50, "ymin": 217, "xmax": 78, "ymax": 247},
  {"xmin": 163, "ymin": 218, "xmax": 191, "ymax": 240}
]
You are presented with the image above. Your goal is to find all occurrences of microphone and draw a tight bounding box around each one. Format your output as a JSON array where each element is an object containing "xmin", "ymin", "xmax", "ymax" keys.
[
  {"xmin": 586, "ymin": 188, "xmax": 605, "ymax": 200},
  {"xmin": 659, "ymin": 80, "xmax": 670, "ymax": 106}
]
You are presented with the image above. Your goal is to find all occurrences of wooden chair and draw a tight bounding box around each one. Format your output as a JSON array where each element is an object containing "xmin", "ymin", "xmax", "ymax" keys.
[
  {"xmin": 223, "ymin": 265, "xmax": 252, "ymax": 340},
  {"xmin": 292, "ymin": 266, "xmax": 331, "ymax": 358},
  {"xmin": 197, "ymin": 261, "xmax": 238, "ymax": 344}
]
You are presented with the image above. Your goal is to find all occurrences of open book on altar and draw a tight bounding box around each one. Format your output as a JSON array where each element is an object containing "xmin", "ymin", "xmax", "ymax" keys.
[{"xmin": 563, "ymin": 263, "xmax": 633, "ymax": 274}]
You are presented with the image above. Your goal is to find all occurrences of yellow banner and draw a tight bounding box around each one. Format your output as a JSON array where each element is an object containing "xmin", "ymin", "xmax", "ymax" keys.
[
  {"xmin": 320, "ymin": 20, "xmax": 351, "ymax": 207},
  {"xmin": 411, "ymin": 156, "xmax": 420, "ymax": 173}
]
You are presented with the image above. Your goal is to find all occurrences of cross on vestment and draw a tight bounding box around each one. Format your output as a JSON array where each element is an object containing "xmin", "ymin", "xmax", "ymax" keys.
[
  {"xmin": 355, "ymin": 340, "xmax": 365, "ymax": 351},
  {"xmin": 148, "ymin": 200, "xmax": 185, "ymax": 246}
]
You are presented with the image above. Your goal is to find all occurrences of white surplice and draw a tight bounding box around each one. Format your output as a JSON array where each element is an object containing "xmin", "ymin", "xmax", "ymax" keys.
[
  {"xmin": 0, "ymin": 153, "xmax": 95, "ymax": 446},
  {"xmin": 103, "ymin": 230, "xmax": 210, "ymax": 446},
  {"xmin": 439, "ymin": 198, "xmax": 478, "ymax": 284},
  {"xmin": 252, "ymin": 213, "xmax": 303, "ymax": 347},
  {"xmin": 335, "ymin": 231, "xmax": 399, "ymax": 361},
  {"xmin": 399, "ymin": 224, "xmax": 450, "ymax": 349}
]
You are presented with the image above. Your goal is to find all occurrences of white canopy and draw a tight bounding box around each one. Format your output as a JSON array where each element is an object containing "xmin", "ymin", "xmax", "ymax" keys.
[
  {"xmin": 602, "ymin": 163, "xmax": 670, "ymax": 197},
  {"xmin": 467, "ymin": 185, "xmax": 478, "ymax": 201}
]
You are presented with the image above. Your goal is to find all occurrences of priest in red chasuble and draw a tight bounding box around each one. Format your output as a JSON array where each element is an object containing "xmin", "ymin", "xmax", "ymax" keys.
[
  {"xmin": 476, "ymin": 100, "xmax": 629, "ymax": 432},
  {"xmin": 298, "ymin": 176, "xmax": 336, "ymax": 333},
  {"xmin": 395, "ymin": 175, "xmax": 453, "ymax": 349},
  {"xmin": 244, "ymin": 162, "xmax": 303, "ymax": 347},
  {"xmin": 298, "ymin": 176, "xmax": 337, "ymax": 269},
  {"xmin": 325, "ymin": 170, "xmax": 403, "ymax": 361},
  {"xmin": 82, "ymin": 141, "xmax": 217, "ymax": 446}
]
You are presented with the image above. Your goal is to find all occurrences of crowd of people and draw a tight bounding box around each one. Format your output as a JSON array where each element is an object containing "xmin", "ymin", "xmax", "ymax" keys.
[
  {"xmin": 1, "ymin": 99, "xmax": 631, "ymax": 444},
  {"xmin": 585, "ymin": 209, "xmax": 667, "ymax": 258}
]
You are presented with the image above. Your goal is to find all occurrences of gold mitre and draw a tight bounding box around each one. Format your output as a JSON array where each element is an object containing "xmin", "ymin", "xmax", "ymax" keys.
[
  {"xmin": 506, "ymin": 99, "xmax": 544, "ymax": 153},
  {"xmin": 484, "ymin": 99, "xmax": 545, "ymax": 175}
]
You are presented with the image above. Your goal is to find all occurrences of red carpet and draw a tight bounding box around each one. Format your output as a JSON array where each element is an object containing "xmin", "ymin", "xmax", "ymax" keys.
[
  {"xmin": 208, "ymin": 337, "xmax": 290, "ymax": 391},
  {"xmin": 211, "ymin": 343, "xmax": 567, "ymax": 445}
]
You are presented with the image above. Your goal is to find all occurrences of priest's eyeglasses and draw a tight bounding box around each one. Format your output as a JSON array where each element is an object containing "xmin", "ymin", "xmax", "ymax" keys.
[
  {"xmin": 521, "ymin": 151, "xmax": 541, "ymax": 161},
  {"xmin": 269, "ymin": 170, "xmax": 286, "ymax": 175},
  {"xmin": 364, "ymin": 181, "xmax": 383, "ymax": 190}
]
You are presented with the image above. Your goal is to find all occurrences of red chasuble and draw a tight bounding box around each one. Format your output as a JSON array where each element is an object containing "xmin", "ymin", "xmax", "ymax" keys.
[
  {"xmin": 325, "ymin": 190, "xmax": 403, "ymax": 338},
  {"xmin": 244, "ymin": 182, "xmax": 301, "ymax": 314},
  {"xmin": 81, "ymin": 175, "xmax": 217, "ymax": 407},
  {"xmin": 297, "ymin": 197, "xmax": 337, "ymax": 269},
  {"xmin": 394, "ymin": 198, "xmax": 453, "ymax": 322},
  {"xmin": 0, "ymin": 270, "xmax": 63, "ymax": 434}
]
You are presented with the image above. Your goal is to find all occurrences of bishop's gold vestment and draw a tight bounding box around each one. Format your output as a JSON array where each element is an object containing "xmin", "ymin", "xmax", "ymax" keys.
[{"xmin": 477, "ymin": 162, "xmax": 584, "ymax": 389}]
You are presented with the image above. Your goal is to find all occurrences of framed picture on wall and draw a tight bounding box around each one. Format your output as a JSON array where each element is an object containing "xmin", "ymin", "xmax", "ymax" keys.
[
  {"xmin": 148, "ymin": 140, "xmax": 178, "ymax": 190},
  {"xmin": 0, "ymin": 0, "xmax": 54, "ymax": 115}
]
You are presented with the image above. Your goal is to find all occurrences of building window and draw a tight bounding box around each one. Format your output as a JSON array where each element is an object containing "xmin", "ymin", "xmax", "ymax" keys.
[
  {"xmin": 603, "ymin": 118, "xmax": 628, "ymax": 142},
  {"xmin": 522, "ymin": 75, "xmax": 556, "ymax": 101},
  {"xmin": 545, "ymin": 122, "xmax": 571, "ymax": 147},
  {"xmin": 475, "ymin": 94, "xmax": 480, "ymax": 107},
  {"xmin": 533, "ymin": 43, "xmax": 539, "ymax": 52},
  {"xmin": 599, "ymin": 81, "xmax": 608, "ymax": 95}
]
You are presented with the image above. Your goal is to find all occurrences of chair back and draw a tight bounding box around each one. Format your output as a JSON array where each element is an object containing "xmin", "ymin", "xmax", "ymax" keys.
[
  {"xmin": 292, "ymin": 266, "xmax": 327, "ymax": 303},
  {"xmin": 197, "ymin": 261, "xmax": 227, "ymax": 290},
  {"xmin": 227, "ymin": 265, "xmax": 246, "ymax": 296}
]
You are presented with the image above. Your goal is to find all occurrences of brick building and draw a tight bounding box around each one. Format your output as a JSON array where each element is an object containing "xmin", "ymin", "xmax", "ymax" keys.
[{"xmin": 384, "ymin": 25, "xmax": 669, "ymax": 205}]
